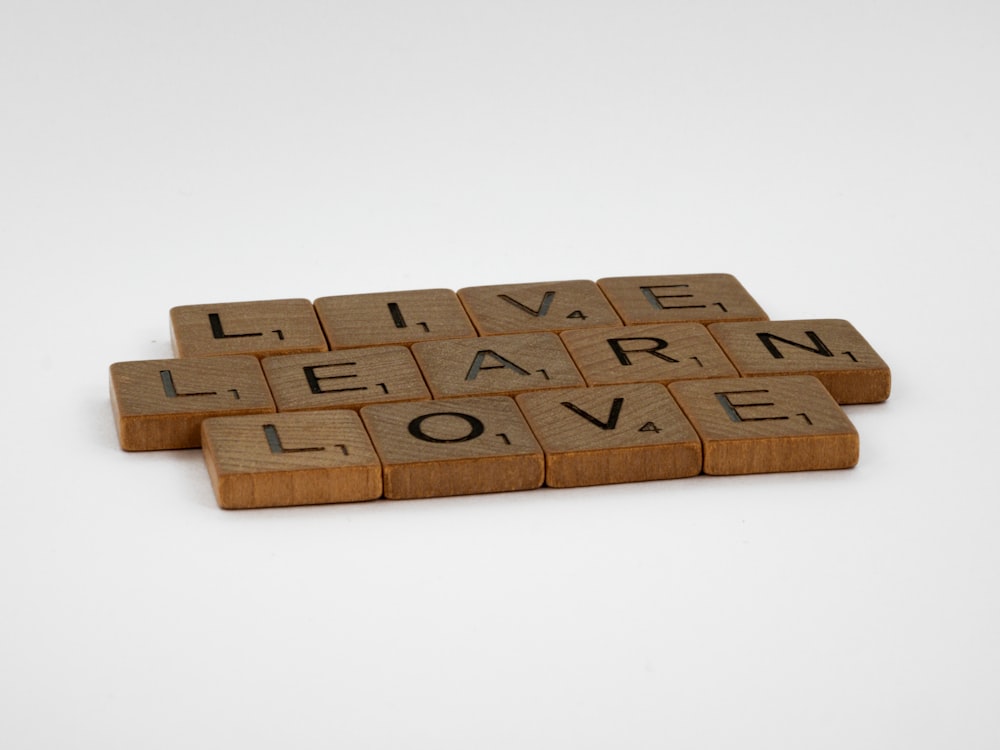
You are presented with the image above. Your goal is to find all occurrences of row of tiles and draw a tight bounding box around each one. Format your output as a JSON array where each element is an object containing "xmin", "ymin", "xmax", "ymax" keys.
[
  {"xmin": 200, "ymin": 377, "xmax": 860, "ymax": 509},
  {"xmin": 168, "ymin": 274, "xmax": 772, "ymax": 357},
  {"xmin": 111, "ymin": 318, "xmax": 890, "ymax": 452}
]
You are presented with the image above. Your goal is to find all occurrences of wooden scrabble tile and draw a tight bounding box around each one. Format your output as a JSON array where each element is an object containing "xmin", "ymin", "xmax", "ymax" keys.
[
  {"xmin": 515, "ymin": 383, "xmax": 702, "ymax": 488},
  {"xmin": 457, "ymin": 279, "xmax": 623, "ymax": 334},
  {"xmin": 560, "ymin": 322, "xmax": 739, "ymax": 387},
  {"xmin": 668, "ymin": 375, "xmax": 859, "ymax": 475},
  {"xmin": 411, "ymin": 332, "xmax": 585, "ymax": 399},
  {"xmin": 708, "ymin": 319, "xmax": 891, "ymax": 404},
  {"xmin": 201, "ymin": 411, "xmax": 382, "ymax": 509},
  {"xmin": 109, "ymin": 356, "xmax": 276, "ymax": 451},
  {"xmin": 170, "ymin": 298, "xmax": 328, "ymax": 358},
  {"xmin": 360, "ymin": 397, "xmax": 545, "ymax": 500},
  {"xmin": 597, "ymin": 274, "xmax": 769, "ymax": 325},
  {"xmin": 261, "ymin": 346, "xmax": 431, "ymax": 412},
  {"xmin": 313, "ymin": 288, "xmax": 478, "ymax": 349}
]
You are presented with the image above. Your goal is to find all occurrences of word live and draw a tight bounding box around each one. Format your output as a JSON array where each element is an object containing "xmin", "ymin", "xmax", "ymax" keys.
[{"xmin": 109, "ymin": 274, "xmax": 891, "ymax": 509}]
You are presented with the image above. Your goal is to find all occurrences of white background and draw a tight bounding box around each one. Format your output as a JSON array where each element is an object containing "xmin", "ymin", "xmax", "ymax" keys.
[{"xmin": 2, "ymin": 2, "xmax": 998, "ymax": 748}]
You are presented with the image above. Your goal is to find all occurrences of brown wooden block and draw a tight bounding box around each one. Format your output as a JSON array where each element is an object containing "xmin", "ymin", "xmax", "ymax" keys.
[
  {"xmin": 515, "ymin": 383, "xmax": 702, "ymax": 488},
  {"xmin": 708, "ymin": 319, "xmax": 891, "ymax": 404},
  {"xmin": 668, "ymin": 375, "xmax": 859, "ymax": 475},
  {"xmin": 109, "ymin": 356, "xmax": 276, "ymax": 451},
  {"xmin": 201, "ymin": 411, "xmax": 382, "ymax": 509},
  {"xmin": 411, "ymin": 332, "xmax": 585, "ymax": 399},
  {"xmin": 457, "ymin": 279, "xmax": 623, "ymax": 334},
  {"xmin": 261, "ymin": 346, "xmax": 431, "ymax": 412},
  {"xmin": 170, "ymin": 298, "xmax": 328, "ymax": 358},
  {"xmin": 560, "ymin": 322, "xmax": 739, "ymax": 387},
  {"xmin": 313, "ymin": 288, "xmax": 477, "ymax": 349},
  {"xmin": 597, "ymin": 274, "xmax": 768, "ymax": 325},
  {"xmin": 360, "ymin": 397, "xmax": 545, "ymax": 500}
]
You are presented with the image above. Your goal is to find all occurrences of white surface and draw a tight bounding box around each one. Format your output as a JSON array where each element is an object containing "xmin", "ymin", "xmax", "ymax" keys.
[{"xmin": 2, "ymin": 2, "xmax": 998, "ymax": 748}]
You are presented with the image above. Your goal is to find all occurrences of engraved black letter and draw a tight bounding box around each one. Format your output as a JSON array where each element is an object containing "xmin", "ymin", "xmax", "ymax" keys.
[{"xmin": 607, "ymin": 337, "xmax": 679, "ymax": 366}]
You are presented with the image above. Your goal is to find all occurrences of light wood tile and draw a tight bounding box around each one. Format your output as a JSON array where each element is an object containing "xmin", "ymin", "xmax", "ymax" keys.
[
  {"xmin": 708, "ymin": 318, "xmax": 891, "ymax": 404},
  {"xmin": 201, "ymin": 411, "xmax": 382, "ymax": 509},
  {"xmin": 109, "ymin": 356, "xmax": 275, "ymax": 451},
  {"xmin": 170, "ymin": 298, "xmax": 328, "ymax": 358},
  {"xmin": 597, "ymin": 274, "xmax": 768, "ymax": 325},
  {"xmin": 668, "ymin": 375, "xmax": 859, "ymax": 475},
  {"xmin": 457, "ymin": 279, "xmax": 623, "ymax": 334},
  {"xmin": 313, "ymin": 288, "xmax": 477, "ymax": 349},
  {"xmin": 516, "ymin": 383, "xmax": 702, "ymax": 488},
  {"xmin": 361, "ymin": 397, "xmax": 545, "ymax": 500},
  {"xmin": 561, "ymin": 322, "xmax": 739, "ymax": 386},
  {"xmin": 261, "ymin": 346, "xmax": 431, "ymax": 412},
  {"xmin": 412, "ymin": 332, "xmax": 584, "ymax": 399}
]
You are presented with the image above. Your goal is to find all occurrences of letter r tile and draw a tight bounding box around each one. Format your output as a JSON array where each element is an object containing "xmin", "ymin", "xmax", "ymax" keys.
[
  {"xmin": 515, "ymin": 383, "xmax": 702, "ymax": 488},
  {"xmin": 708, "ymin": 319, "xmax": 891, "ymax": 404},
  {"xmin": 361, "ymin": 397, "xmax": 545, "ymax": 499},
  {"xmin": 109, "ymin": 356, "xmax": 276, "ymax": 450},
  {"xmin": 597, "ymin": 274, "xmax": 769, "ymax": 325},
  {"xmin": 313, "ymin": 289, "xmax": 478, "ymax": 349},
  {"xmin": 170, "ymin": 298, "xmax": 328, "ymax": 358},
  {"xmin": 668, "ymin": 375, "xmax": 859, "ymax": 475},
  {"xmin": 457, "ymin": 279, "xmax": 623, "ymax": 334},
  {"xmin": 201, "ymin": 411, "xmax": 383, "ymax": 509},
  {"xmin": 561, "ymin": 322, "xmax": 738, "ymax": 386}
]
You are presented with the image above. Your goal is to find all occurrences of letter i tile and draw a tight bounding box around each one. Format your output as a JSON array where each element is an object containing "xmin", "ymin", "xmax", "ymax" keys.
[
  {"xmin": 201, "ymin": 411, "xmax": 383, "ymax": 509},
  {"xmin": 360, "ymin": 397, "xmax": 545, "ymax": 500},
  {"xmin": 668, "ymin": 375, "xmax": 859, "ymax": 475}
]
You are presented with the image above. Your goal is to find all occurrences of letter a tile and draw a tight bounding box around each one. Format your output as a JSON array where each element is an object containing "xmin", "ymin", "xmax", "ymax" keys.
[
  {"xmin": 201, "ymin": 411, "xmax": 383, "ymax": 509},
  {"xmin": 516, "ymin": 383, "xmax": 702, "ymax": 488},
  {"xmin": 597, "ymin": 274, "xmax": 768, "ymax": 325},
  {"xmin": 360, "ymin": 397, "xmax": 545, "ymax": 499},
  {"xmin": 170, "ymin": 298, "xmax": 328, "ymax": 359},
  {"xmin": 708, "ymin": 319, "xmax": 891, "ymax": 404},
  {"xmin": 668, "ymin": 375, "xmax": 859, "ymax": 475},
  {"xmin": 109, "ymin": 356, "xmax": 276, "ymax": 450},
  {"xmin": 412, "ymin": 332, "xmax": 584, "ymax": 399}
]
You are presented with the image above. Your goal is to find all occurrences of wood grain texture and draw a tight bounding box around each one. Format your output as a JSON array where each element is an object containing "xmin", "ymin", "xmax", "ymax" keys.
[
  {"xmin": 360, "ymin": 397, "xmax": 544, "ymax": 500},
  {"xmin": 561, "ymin": 322, "xmax": 739, "ymax": 387},
  {"xmin": 597, "ymin": 274, "xmax": 769, "ymax": 325},
  {"xmin": 313, "ymin": 288, "xmax": 477, "ymax": 349},
  {"xmin": 515, "ymin": 383, "xmax": 702, "ymax": 488},
  {"xmin": 411, "ymin": 332, "xmax": 584, "ymax": 399},
  {"xmin": 261, "ymin": 346, "xmax": 431, "ymax": 412},
  {"xmin": 170, "ymin": 298, "xmax": 328, "ymax": 358},
  {"xmin": 109, "ymin": 356, "xmax": 275, "ymax": 451},
  {"xmin": 668, "ymin": 375, "xmax": 859, "ymax": 475},
  {"xmin": 201, "ymin": 411, "xmax": 382, "ymax": 509},
  {"xmin": 708, "ymin": 318, "xmax": 891, "ymax": 404},
  {"xmin": 457, "ymin": 279, "xmax": 623, "ymax": 334}
]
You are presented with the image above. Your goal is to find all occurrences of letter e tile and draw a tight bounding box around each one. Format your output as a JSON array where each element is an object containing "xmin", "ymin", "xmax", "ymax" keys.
[
  {"xmin": 109, "ymin": 356, "xmax": 276, "ymax": 450},
  {"xmin": 668, "ymin": 375, "xmax": 859, "ymax": 475},
  {"xmin": 597, "ymin": 274, "xmax": 768, "ymax": 325},
  {"xmin": 201, "ymin": 411, "xmax": 383, "ymax": 509},
  {"xmin": 360, "ymin": 397, "xmax": 544, "ymax": 499},
  {"xmin": 516, "ymin": 383, "xmax": 702, "ymax": 488}
]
